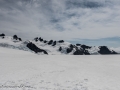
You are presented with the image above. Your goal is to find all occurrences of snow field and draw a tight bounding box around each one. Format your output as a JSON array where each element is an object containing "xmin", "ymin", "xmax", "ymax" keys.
[{"xmin": 0, "ymin": 47, "xmax": 120, "ymax": 90}]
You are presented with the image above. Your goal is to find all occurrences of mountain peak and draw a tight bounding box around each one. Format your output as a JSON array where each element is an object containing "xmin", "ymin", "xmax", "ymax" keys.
[{"xmin": 0, "ymin": 33, "xmax": 119, "ymax": 55}]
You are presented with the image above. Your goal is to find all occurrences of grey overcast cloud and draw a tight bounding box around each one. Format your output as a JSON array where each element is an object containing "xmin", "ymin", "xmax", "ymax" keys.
[{"xmin": 0, "ymin": 0, "xmax": 120, "ymax": 47}]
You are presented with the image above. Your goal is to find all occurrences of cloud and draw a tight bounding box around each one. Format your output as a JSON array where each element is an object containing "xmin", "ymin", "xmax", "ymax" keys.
[
  {"xmin": 0, "ymin": 0, "xmax": 120, "ymax": 45},
  {"xmin": 66, "ymin": 0, "xmax": 104, "ymax": 9}
]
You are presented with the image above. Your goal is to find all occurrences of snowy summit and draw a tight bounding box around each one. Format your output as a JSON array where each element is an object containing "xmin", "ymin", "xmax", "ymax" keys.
[{"xmin": 0, "ymin": 33, "xmax": 119, "ymax": 55}]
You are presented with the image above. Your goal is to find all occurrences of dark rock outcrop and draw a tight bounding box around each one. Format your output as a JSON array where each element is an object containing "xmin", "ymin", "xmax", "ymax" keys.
[
  {"xmin": 70, "ymin": 44, "xmax": 74, "ymax": 48},
  {"xmin": 59, "ymin": 47, "xmax": 62, "ymax": 51},
  {"xmin": 48, "ymin": 40, "xmax": 53, "ymax": 45},
  {"xmin": 0, "ymin": 33, "xmax": 5, "ymax": 39},
  {"xmin": 73, "ymin": 50, "xmax": 83, "ymax": 55},
  {"xmin": 76, "ymin": 44, "xmax": 81, "ymax": 46},
  {"xmin": 81, "ymin": 45, "xmax": 91, "ymax": 50},
  {"xmin": 27, "ymin": 42, "xmax": 48, "ymax": 54},
  {"xmin": 34, "ymin": 37, "xmax": 38, "ymax": 42},
  {"xmin": 44, "ymin": 40, "xmax": 47, "ymax": 43},
  {"xmin": 98, "ymin": 46, "xmax": 117, "ymax": 54},
  {"xmin": 66, "ymin": 48, "xmax": 73, "ymax": 53},
  {"xmin": 13, "ymin": 35, "xmax": 18, "ymax": 40},
  {"xmin": 39, "ymin": 37, "xmax": 43, "ymax": 42},
  {"xmin": 66, "ymin": 44, "xmax": 75, "ymax": 53},
  {"xmin": 13, "ymin": 35, "xmax": 22, "ymax": 41},
  {"xmin": 52, "ymin": 41, "xmax": 56, "ymax": 46},
  {"xmin": 18, "ymin": 38, "xmax": 22, "ymax": 41},
  {"xmin": 73, "ymin": 49, "xmax": 90, "ymax": 55},
  {"xmin": 84, "ymin": 50, "xmax": 90, "ymax": 55},
  {"xmin": 0, "ymin": 33, "xmax": 5, "ymax": 37},
  {"xmin": 58, "ymin": 40, "xmax": 64, "ymax": 43}
]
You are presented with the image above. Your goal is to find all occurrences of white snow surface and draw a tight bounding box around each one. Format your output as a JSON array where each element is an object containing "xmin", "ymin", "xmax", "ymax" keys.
[{"xmin": 0, "ymin": 47, "xmax": 120, "ymax": 90}]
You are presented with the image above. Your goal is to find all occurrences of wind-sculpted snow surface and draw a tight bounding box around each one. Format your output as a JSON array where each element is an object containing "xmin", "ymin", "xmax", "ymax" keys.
[
  {"xmin": 0, "ymin": 34, "xmax": 119, "ymax": 55},
  {"xmin": 0, "ymin": 47, "xmax": 120, "ymax": 90}
]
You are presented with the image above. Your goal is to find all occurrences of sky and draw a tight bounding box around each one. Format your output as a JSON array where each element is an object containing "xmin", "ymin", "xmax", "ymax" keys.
[{"xmin": 0, "ymin": 0, "xmax": 120, "ymax": 47}]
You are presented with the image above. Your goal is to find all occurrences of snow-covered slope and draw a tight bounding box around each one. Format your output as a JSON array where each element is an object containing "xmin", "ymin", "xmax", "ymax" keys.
[
  {"xmin": 111, "ymin": 47, "xmax": 120, "ymax": 53},
  {"xmin": 0, "ymin": 47, "xmax": 120, "ymax": 90},
  {"xmin": 30, "ymin": 39, "xmax": 73, "ymax": 55},
  {"xmin": 0, "ymin": 34, "xmax": 119, "ymax": 55},
  {"xmin": 0, "ymin": 35, "xmax": 30, "ymax": 51}
]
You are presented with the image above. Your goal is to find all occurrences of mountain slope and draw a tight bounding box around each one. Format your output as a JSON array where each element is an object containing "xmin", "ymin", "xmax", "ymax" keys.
[
  {"xmin": 0, "ymin": 34, "xmax": 30, "ymax": 51},
  {"xmin": 0, "ymin": 34, "xmax": 119, "ymax": 55}
]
